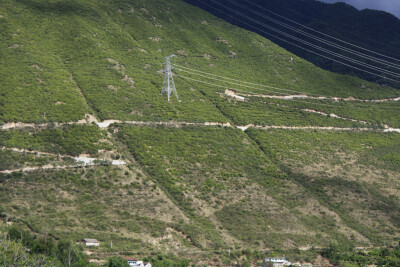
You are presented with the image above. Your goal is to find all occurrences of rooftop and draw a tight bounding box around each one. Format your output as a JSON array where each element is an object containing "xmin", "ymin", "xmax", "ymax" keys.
[{"xmin": 82, "ymin": 239, "xmax": 99, "ymax": 243}]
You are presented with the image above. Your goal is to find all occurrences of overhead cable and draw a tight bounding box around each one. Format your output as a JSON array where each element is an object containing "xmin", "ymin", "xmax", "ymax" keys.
[
  {"xmin": 174, "ymin": 63, "xmax": 400, "ymax": 101},
  {"xmin": 227, "ymin": 0, "xmax": 400, "ymax": 69},
  {"xmin": 241, "ymin": 0, "xmax": 400, "ymax": 63},
  {"xmin": 206, "ymin": 0, "xmax": 400, "ymax": 79},
  {"xmin": 176, "ymin": 73, "xmax": 400, "ymax": 111},
  {"xmin": 173, "ymin": 64, "xmax": 310, "ymax": 95},
  {"xmin": 198, "ymin": 0, "xmax": 400, "ymax": 83}
]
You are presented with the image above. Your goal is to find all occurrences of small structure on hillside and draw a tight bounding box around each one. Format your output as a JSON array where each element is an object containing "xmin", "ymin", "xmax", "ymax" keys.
[
  {"xmin": 82, "ymin": 238, "xmax": 100, "ymax": 247},
  {"xmin": 264, "ymin": 257, "xmax": 292, "ymax": 266},
  {"xmin": 122, "ymin": 257, "xmax": 151, "ymax": 267}
]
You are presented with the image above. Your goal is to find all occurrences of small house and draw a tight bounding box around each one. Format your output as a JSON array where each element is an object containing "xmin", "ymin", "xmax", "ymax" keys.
[
  {"xmin": 123, "ymin": 257, "xmax": 151, "ymax": 267},
  {"xmin": 264, "ymin": 257, "xmax": 292, "ymax": 267},
  {"xmin": 82, "ymin": 238, "xmax": 100, "ymax": 247}
]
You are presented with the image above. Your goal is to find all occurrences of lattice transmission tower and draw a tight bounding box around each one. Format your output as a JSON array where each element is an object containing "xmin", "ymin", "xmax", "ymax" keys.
[{"xmin": 161, "ymin": 54, "xmax": 179, "ymax": 101}]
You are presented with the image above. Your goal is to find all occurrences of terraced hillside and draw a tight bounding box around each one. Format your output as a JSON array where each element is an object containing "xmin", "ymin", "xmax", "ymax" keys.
[
  {"xmin": 1, "ymin": 0, "xmax": 400, "ymax": 265},
  {"xmin": 1, "ymin": 0, "xmax": 399, "ymax": 125}
]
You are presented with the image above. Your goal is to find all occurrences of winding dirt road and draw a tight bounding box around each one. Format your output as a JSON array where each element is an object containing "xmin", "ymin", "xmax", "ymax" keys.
[
  {"xmin": 225, "ymin": 89, "xmax": 400, "ymax": 102},
  {"xmin": 0, "ymin": 147, "xmax": 126, "ymax": 174},
  {"xmin": 1, "ymin": 119, "xmax": 399, "ymax": 133}
]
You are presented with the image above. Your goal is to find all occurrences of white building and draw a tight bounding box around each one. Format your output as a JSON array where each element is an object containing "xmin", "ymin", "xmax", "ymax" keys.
[
  {"xmin": 123, "ymin": 257, "xmax": 152, "ymax": 267},
  {"xmin": 265, "ymin": 257, "xmax": 292, "ymax": 266},
  {"xmin": 82, "ymin": 238, "xmax": 100, "ymax": 247}
]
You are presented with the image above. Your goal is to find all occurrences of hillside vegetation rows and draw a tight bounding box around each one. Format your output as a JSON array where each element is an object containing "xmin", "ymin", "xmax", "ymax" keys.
[
  {"xmin": 1, "ymin": 0, "xmax": 399, "ymax": 127},
  {"xmin": 2, "ymin": 125, "xmax": 400, "ymax": 263},
  {"xmin": 0, "ymin": 0, "xmax": 400, "ymax": 265}
]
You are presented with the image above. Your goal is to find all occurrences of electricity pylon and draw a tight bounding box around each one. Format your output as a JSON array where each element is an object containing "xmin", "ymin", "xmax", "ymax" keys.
[{"xmin": 161, "ymin": 54, "xmax": 179, "ymax": 101}]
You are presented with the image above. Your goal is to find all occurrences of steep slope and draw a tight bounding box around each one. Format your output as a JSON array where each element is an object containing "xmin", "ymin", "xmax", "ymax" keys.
[
  {"xmin": 0, "ymin": 0, "xmax": 400, "ymax": 265},
  {"xmin": 1, "ymin": 0, "xmax": 399, "ymax": 124}
]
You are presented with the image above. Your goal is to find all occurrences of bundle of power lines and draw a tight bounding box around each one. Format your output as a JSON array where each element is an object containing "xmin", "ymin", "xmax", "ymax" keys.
[
  {"xmin": 173, "ymin": 63, "xmax": 400, "ymax": 112},
  {"xmin": 194, "ymin": 0, "xmax": 400, "ymax": 84}
]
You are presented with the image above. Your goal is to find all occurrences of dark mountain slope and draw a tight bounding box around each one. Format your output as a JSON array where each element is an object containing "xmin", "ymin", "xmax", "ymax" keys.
[{"xmin": 184, "ymin": 0, "xmax": 400, "ymax": 87}]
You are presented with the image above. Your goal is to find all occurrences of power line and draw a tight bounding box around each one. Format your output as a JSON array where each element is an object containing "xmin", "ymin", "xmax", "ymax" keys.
[
  {"xmin": 174, "ymin": 64, "xmax": 296, "ymax": 94},
  {"xmin": 174, "ymin": 62, "xmax": 400, "ymax": 103},
  {"xmin": 227, "ymin": 0, "xmax": 400, "ymax": 69},
  {"xmin": 237, "ymin": 0, "xmax": 400, "ymax": 52},
  {"xmin": 173, "ymin": 63, "xmax": 400, "ymax": 110},
  {"xmin": 173, "ymin": 64, "xmax": 400, "ymax": 101},
  {"xmin": 240, "ymin": 0, "xmax": 400, "ymax": 63},
  {"xmin": 198, "ymin": 0, "xmax": 400, "ymax": 83},
  {"xmin": 176, "ymin": 66, "xmax": 299, "ymax": 95},
  {"xmin": 176, "ymin": 73, "xmax": 400, "ymax": 111},
  {"xmin": 206, "ymin": 0, "xmax": 400, "ymax": 80}
]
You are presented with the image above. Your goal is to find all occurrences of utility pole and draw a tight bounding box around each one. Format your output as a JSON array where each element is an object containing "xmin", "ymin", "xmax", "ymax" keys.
[{"xmin": 161, "ymin": 54, "xmax": 179, "ymax": 101}]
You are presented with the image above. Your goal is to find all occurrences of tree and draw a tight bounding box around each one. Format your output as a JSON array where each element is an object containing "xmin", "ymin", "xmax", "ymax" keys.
[
  {"xmin": 0, "ymin": 234, "xmax": 29, "ymax": 266},
  {"xmin": 106, "ymin": 256, "xmax": 130, "ymax": 267},
  {"xmin": 327, "ymin": 240, "xmax": 340, "ymax": 264},
  {"xmin": 1, "ymin": 233, "xmax": 56, "ymax": 266},
  {"xmin": 57, "ymin": 240, "xmax": 86, "ymax": 267}
]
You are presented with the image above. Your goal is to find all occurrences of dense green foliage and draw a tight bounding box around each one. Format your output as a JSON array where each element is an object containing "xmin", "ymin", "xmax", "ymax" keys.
[
  {"xmin": 1, "ymin": 0, "xmax": 399, "ymax": 125},
  {"xmin": 323, "ymin": 241, "xmax": 400, "ymax": 266},
  {"xmin": 145, "ymin": 254, "xmax": 190, "ymax": 267},
  {"xmin": 106, "ymin": 256, "xmax": 130, "ymax": 267},
  {"xmin": 0, "ymin": 237, "xmax": 57, "ymax": 266},
  {"xmin": 1, "ymin": 226, "xmax": 88, "ymax": 266}
]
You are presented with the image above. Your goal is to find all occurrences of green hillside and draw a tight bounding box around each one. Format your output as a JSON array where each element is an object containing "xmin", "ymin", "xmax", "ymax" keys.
[
  {"xmin": 1, "ymin": 0, "xmax": 399, "ymax": 125},
  {"xmin": 1, "ymin": 0, "xmax": 400, "ymax": 265}
]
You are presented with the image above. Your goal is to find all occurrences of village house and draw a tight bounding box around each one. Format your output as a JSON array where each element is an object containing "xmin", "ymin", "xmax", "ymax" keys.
[
  {"xmin": 82, "ymin": 238, "xmax": 100, "ymax": 247},
  {"xmin": 264, "ymin": 257, "xmax": 293, "ymax": 267},
  {"xmin": 123, "ymin": 257, "xmax": 152, "ymax": 267}
]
